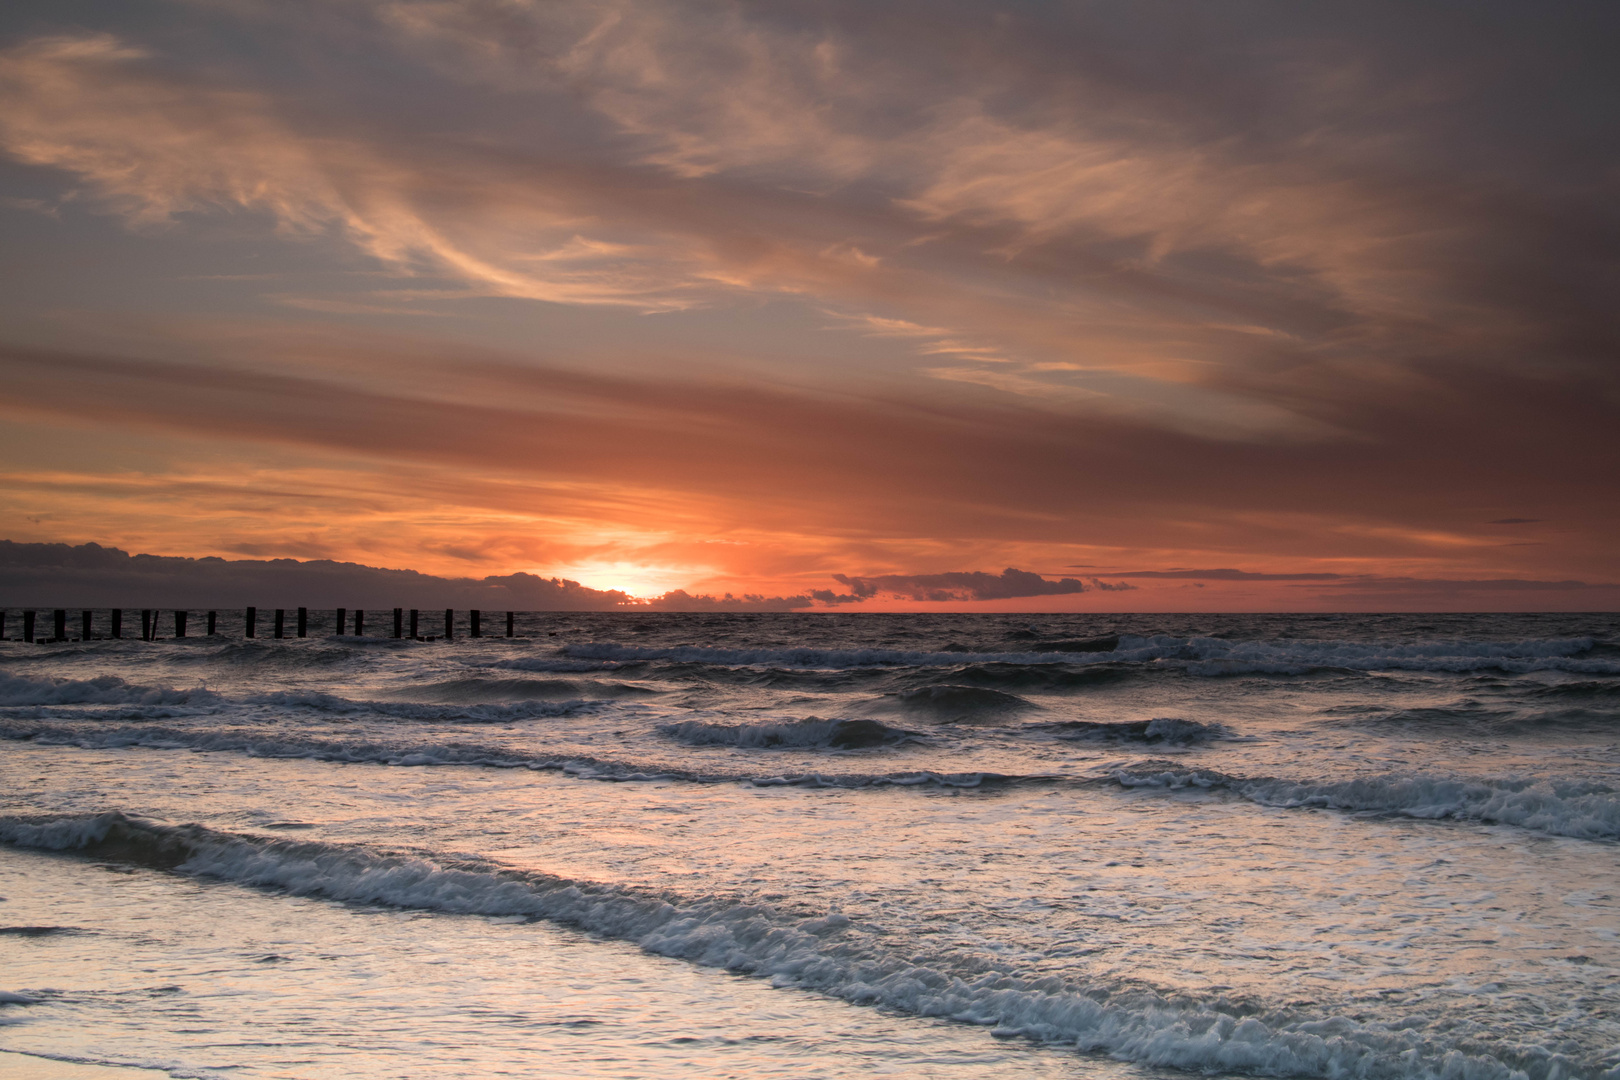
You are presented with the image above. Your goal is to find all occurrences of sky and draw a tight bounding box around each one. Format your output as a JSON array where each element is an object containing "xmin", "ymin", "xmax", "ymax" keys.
[{"xmin": 0, "ymin": 0, "xmax": 1616, "ymax": 611}]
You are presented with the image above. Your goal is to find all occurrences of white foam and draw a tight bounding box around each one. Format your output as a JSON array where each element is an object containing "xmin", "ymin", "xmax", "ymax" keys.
[{"xmin": 0, "ymin": 812, "xmax": 1584, "ymax": 1080}]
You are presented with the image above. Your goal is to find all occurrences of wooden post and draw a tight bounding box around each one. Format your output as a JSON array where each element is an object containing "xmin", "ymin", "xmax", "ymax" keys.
[
  {"xmin": 54, "ymin": 609, "xmax": 66, "ymax": 642},
  {"xmin": 352, "ymin": 609, "xmax": 363, "ymax": 635},
  {"xmin": 207, "ymin": 611, "xmax": 217, "ymax": 636},
  {"xmin": 393, "ymin": 608, "xmax": 403, "ymax": 638},
  {"xmin": 471, "ymin": 609, "xmax": 481, "ymax": 638},
  {"xmin": 0, "ymin": 609, "xmax": 7, "ymax": 640},
  {"xmin": 111, "ymin": 609, "xmax": 122, "ymax": 639},
  {"xmin": 82, "ymin": 610, "xmax": 93, "ymax": 640},
  {"xmin": 23, "ymin": 610, "xmax": 35, "ymax": 643},
  {"xmin": 409, "ymin": 609, "xmax": 419, "ymax": 640},
  {"xmin": 335, "ymin": 608, "xmax": 346, "ymax": 636},
  {"xmin": 274, "ymin": 609, "xmax": 285, "ymax": 639},
  {"xmin": 506, "ymin": 611, "xmax": 514, "ymax": 638},
  {"xmin": 245, "ymin": 607, "xmax": 256, "ymax": 638},
  {"xmin": 444, "ymin": 609, "xmax": 453, "ymax": 641},
  {"xmin": 175, "ymin": 610, "xmax": 188, "ymax": 638},
  {"xmin": 298, "ymin": 607, "xmax": 308, "ymax": 638},
  {"xmin": 141, "ymin": 609, "xmax": 152, "ymax": 641}
]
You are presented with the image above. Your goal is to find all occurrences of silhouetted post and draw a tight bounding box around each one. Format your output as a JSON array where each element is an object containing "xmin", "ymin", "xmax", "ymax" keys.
[
  {"xmin": 274, "ymin": 609, "xmax": 285, "ymax": 639},
  {"xmin": 111, "ymin": 609, "xmax": 122, "ymax": 639},
  {"xmin": 409, "ymin": 609, "xmax": 419, "ymax": 639},
  {"xmin": 245, "ymin": 607, "xmax": 257, "ymax": 638},
  {"xmin": 506, "ymin": 611, "xmax": 514, "ymax": 638},
  {"xmin": 175, "ymin": 610, "xmax": 188, "ymax": 638},
  {"xmin": 335, "ymin": 608, "xmax": 346, "ymax": 637},
  {"xmin": 297, "ymin": 608, "xmax": 307, "ymax": 638},
  {"xmin": 54, "ymin": 609, "xmax": 66, "ymax": 642},
  {"xmin": 141, "ymin": 610, "xmax": 152, "ymax": 641},
  {"xmin": 24, "ymin": 610, "xmax": 35, "ymax": 643},
  {"xmin": 444, "ymin": 609, "xmax": 453, "ymax": 641},
  {"xmin": 353, "ymin": 609, "xmax": 364, "ymax": 635},
  {"xmin": 207, "ymin": 611, "xmax": 217, "ymax": 636},
  {"xmin": 0, "ymin": 610, "xmax": 6, "ymax": 640},
  {"xmin": 471, "ymin": 609, "xmax": 481, "ymax": 638},
  {"xmin": 393, "ymin": 608, "xmax": 403, "ymax": 638},
  {"xmin": 82, "ymin": 610, "xmax": 93, "ymax": 640}
]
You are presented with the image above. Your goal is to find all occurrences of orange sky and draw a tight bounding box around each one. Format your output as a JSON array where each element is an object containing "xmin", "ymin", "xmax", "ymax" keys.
[{"xmin": 0, "ymin": 2, "xmax": 1615, "ymax": 611}]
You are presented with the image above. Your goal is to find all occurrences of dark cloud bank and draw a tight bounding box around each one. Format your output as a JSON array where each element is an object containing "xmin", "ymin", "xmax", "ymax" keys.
[{"xmin": 0, "ymin": 542, "xmax": 1116, "ymax": 610}]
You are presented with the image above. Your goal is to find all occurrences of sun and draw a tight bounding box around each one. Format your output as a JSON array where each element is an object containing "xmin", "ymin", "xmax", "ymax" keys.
[{"xmin": 547, "ymin": 561, "xmax": 699, "ymax": 599}]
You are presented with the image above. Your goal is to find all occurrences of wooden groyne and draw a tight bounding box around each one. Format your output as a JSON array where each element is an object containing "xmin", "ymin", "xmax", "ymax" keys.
[{"xmin": 0, "ymin": 609, "xmax": 524, "ymax": 642}]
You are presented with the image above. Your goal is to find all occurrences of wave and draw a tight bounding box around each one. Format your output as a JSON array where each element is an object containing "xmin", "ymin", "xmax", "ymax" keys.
[
  {"xmin": 657, "ymin": 718, "xmax": 917, "ymax": 749},
  {"xmin": 1112, "ymin": 762, "xmax": 1620, "ymax": 841},
  {"xmin": 0, "ymin": 674, "xmax": 609, "ymax": 725},
  {"xmin": 563, "ymin": 643, "xmax": 1096, "ymax": 668},
  {"xmin": 1118, "ymin": 634, "xmax": 1618, "ymax": 676},
  {"xmin": 888, "ymin": 685, "xmax": 1034, "ymax": 722},
  {"xmin": 0, "ymin": 719, "xmax": 1016, "ymax": 788},
  {"xmin": 405, "ymin": 677, "xmax": 658, "ymax": 703},
  {"xmin": 0, "ymin": 671, "xmax": 218, "ymax": 708},
  {"xmin": 0, "ymin": 811, "xmax": 1600, "ymax": 1080},
  {"xmin": 1030, "ymin": 718, "xmax": 1226, "ymax": 744},
  {"xmin": 481, "ymin": 657, "xmax": 630, "ymax": 674},
  {"xmin": 558, "ymin": 635, "xmax": 1620, "ymax": 677}
]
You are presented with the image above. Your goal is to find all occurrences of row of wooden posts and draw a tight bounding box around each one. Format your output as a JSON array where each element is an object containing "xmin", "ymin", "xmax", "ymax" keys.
[{"xmin": 0, "ymin": 608, "xmax": 517, "ymax": 643}]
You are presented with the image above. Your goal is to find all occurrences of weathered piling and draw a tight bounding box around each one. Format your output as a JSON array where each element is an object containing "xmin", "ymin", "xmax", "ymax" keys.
[
  {"xmin": 175, "ymin": 610, "xmax": 188, "ymax": 638},
  {"xmin": 24, "ymin": 610, "xmax": 35, "ymax": 643},
  {"xmin": 354, "ymin": 609, "xmax": 364, "ymax": 636},
  {"xmin": 506, "ymin": 611, "xmax": 514, "ymax": 637},
  {"xmin": 141, "ymin": 610, "xmax": 152, "ymax": 641},
  {"xmin": 245, "ymin": 607, "xmax": 257, "ymax": 638},
  {"xmin": 82, "ymin": 610, "xmax": 93, "ymax": 640},
  {"xmin": 444, "ymin": 609, "xmax": 454, "ymax": 641},
  {"xmin": 335, "ymin": 608, "xmax": 346, "ymax": 637},
  {"xmin": 409, "ymin": 609, "xmax": 419, "ymax": 640},
  {"xmin": 274, "ymin": 609, "xmax": 285, "ymax": 639},
  {"xmin": 471, "ymin": 609, "xmax": 482, "ymax": 638},
  {"xmin": 297, "ymin": 608, "xmax": 307, "ymax": 637},
  {"xmin": 0, "ymin": 610, "xmax": 6, "ymax": 640},
  {"xmin": 54, "ymin": 609, "xmax": 67, "ymax": 642},
  {"xmin": 207, "ymin": 611, "xmax": 217, "ymax": 636},
  {"xmin": 393, "ymin": 608, "xmax": 403, "ymax": 639},
  {"xmin": 111, "ymin": 609, "xmax": 122, "ymax": 639}
]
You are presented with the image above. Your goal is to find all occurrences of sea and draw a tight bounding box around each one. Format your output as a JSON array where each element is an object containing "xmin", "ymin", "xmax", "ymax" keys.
[{"xmin": 1, "ymin": 611, "xmax": 1617, "ymax": 1079}]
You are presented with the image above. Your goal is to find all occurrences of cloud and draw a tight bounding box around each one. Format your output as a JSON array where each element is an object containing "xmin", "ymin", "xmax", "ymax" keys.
[
  {"xmin": 0, "ymin": 540, "xmax": 815, "ymax": 610},
  {"xmin": 828, "ymin": 567, "xmax": 1110, "ymax": 603},
  {"xmin": 0, "ymin": 3, "xmax": 1617, "ymax": 608},
  {"xmin": 1104, "ymin": 569, "xmax": 1346, "ymax": 581}
]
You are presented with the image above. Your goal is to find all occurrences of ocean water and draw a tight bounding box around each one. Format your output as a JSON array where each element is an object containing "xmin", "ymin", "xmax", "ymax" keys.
[{"xmin": 1, "ymin": 611, "xmax": 1617, "ymax": 1079}]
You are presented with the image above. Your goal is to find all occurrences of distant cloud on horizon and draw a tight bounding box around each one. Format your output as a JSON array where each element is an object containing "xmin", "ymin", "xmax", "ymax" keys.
[{"xmin": 0, "ymin": 542, "xmax": 1131, "ymax": 612}]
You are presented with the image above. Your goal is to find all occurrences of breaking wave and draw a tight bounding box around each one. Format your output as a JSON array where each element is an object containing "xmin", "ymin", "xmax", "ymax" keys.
[
  {"xmin": 0, "ymin": 811, "xmax": 1603, "ymax": 1080},
  {"xmin": 0, "ymin": 671, "xmax": 218, "ymax": 708},
  {"xmin": 1113, "ymin": 763, "xmax": 1620, "ymax": 841}
]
